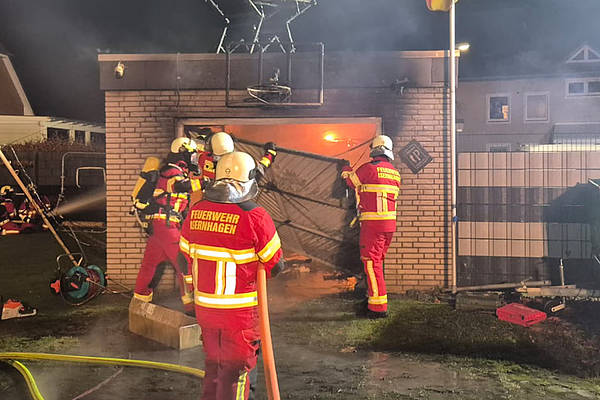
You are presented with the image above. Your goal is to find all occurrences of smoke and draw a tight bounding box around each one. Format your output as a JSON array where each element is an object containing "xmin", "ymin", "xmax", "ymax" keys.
[{"xmin": 51, "ymin": 188, "xmax": 106, "ymax": 217}]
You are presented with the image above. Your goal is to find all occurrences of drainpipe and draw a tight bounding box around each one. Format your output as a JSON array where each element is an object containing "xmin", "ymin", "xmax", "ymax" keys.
[{"xmin": 450, "ymin": 2, "xmax": 458, "ymax": 293}]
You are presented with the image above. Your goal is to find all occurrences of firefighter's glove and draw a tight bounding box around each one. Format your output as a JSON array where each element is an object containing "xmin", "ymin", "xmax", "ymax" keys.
[
  {"xmin": 260, "ymin": 142, "xmax": 277, "ymax": 169},
  {"xmin": 271, "ymin": 258, "xmax": 286, "ymax": 278},
  {"xmin": 341, "ymin": 165, "xmax": 353, "ymax": 179}
]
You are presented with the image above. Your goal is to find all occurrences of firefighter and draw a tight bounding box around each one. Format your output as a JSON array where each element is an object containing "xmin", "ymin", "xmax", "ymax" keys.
[
  {"xmin": 0, "ymin": 185, "xmax": 21, "ymax": 235},
  {"xmin": 133, "ymin": 137, "xmax": 203, "ymax": 313},
  {"xmin": 179, "ymin": 151, "xmax": 285, "ymax": 400},
  {"xmin": 201, "ymin": 131, "xmax": 277, "ymax": 186},
  {"xmin": 341, "ymin": 135, "xmax": 401, "ymax": 319},
  {"xmin": 18, "ymin": 193, "xmax": 52, "ymax": 232}
]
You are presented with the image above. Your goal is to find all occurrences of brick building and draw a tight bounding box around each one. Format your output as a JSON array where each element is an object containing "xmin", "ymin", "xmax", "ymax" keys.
[{"xmin": 98, "ymin": 50, "xmax": 454, "ymax": 293}]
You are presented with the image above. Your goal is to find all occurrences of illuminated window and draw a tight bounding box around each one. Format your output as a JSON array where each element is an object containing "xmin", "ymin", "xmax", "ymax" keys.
[{"xmin": 487, "ymin": 94, "xmax": 510, "ymax": 122}]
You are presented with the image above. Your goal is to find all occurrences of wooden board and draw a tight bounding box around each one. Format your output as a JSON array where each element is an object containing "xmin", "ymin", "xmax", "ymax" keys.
[{"xmin": 128, "ymin": 297, "xmax": 201, "ymax": 350}]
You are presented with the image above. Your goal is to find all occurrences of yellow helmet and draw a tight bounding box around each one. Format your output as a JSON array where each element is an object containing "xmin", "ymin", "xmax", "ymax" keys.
[
  {"xmin": 170, "ymin": 137, "xmax": 198, "ymax": 154},
  {"xmin": 370, "ymin": 135, "xmax": 394, "ymax": 160},
  {"xmin": 210, "ymin": 132, "xmax": 235, "ymax": 157},
  {"xmin": 216, "ymin": 152, "xmax": 257, "ymax": 182}
]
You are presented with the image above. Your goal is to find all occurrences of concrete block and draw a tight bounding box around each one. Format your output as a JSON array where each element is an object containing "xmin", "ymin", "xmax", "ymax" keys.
[
  {"xmin": 586, "ymin": 153, "xmax": 600, "ymax": 169},
  {"xmin": 458, "ymin": 238, "xmax": 472, "ymax": 256},
  {"xmin": 529, "ymin": 170, "xmax": 543, "ymax": 187},
  {"xmin": 510, "ymin": 170, "xmax": 525, "ymax": 187},
  {"xmin": 547, "ymin": 153, "xmax": 562, "ymax": 169},
  {"xmin": 458, "ymin": 221, "xmax": 471, "ymax": 239},
  {"xmin": 528, "ymin": 240, "xmax": 545, "ymax": 258},
  {"xmin": 546, "ymin": 170, "xmax": 563, "ymax": 187},
  {"xmin": 458, "ymin": 153, "xmax": 471, "ymax": 169},
  {"xmin": 458, "ymin": 170, "xmax": 471, "ymax": 187},
  {"xmin": 492, "ymin": 169, "xmax": 507, "ymax": 187},
  {"xmin": 491, "ymin": 239, "xmax": 508, "ymax": 257},
  {"xmin": 528, "ymin": 153, "xmax": 543, "ymax": 169},
  {"xmin": 474, "ymin": 170, "xmax": 489, "ymax": 187},
  {"xmin": 510, "ymin": 222, "xmax": 525, "ymax": 240},
  {"xmin": 474, "ymin": 153, "xmax": 489, "ymax": 170},
  {"xmin": 129, "ymin": 298, "xmax": 201, "ymax": 350},
  {"xmin": 492, "ymin": 222, "xmax": 508, "ymax": 239},
  {"xmin": 511, "ymin": 152, "xmax": 525, "ymax": 169},
  {"xmin": 566, "ymin": 152, "xmax": 583, "ymax": 169},
  {"xmin": 509, "ymin": 239, "xmax": 526, "ymax": 257}
]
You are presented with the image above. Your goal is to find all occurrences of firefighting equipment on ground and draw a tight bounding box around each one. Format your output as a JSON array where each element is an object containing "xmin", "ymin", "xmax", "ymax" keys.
[
  {"xmin": 0, "ymin": 146, "xmax": 125, "ymax": 307},
  {"xmin": 179, "ymin": 150, "xmax": 284, "ymax": 400},
  {"xmin": 342, "ymin": 135, "xmax": 401, "ymax": 317},
  {"xmin": 49, "ymin": 264, "xmax": 107, "ymax": 305},
  {"xmin": 0, "ymin": 352, "xmax": 205, "ymax": 400},
  {"xmin": 1, "ymin": 298, "xmax": 37, "ymax": 320}
]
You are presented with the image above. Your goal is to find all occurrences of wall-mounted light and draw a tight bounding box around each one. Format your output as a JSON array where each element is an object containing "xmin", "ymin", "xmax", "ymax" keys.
[
  {"xmin": 114, "ymin": 61, "xmax": 125, "ymax": 79},
  {"xmin": 456, "ymin": 42, "xmax": 470, "ymax": 52}
]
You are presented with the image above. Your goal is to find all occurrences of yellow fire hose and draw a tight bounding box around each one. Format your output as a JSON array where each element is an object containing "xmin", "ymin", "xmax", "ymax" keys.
[{"xmin": 0, "ymin": 352, "xmax": 205, "ymax": 400}]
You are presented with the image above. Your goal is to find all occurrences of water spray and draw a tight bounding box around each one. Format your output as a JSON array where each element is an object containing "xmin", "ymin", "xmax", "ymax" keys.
[{"xmin": 0, "ymin": 146, "xmax": 114, "ymax": 305}]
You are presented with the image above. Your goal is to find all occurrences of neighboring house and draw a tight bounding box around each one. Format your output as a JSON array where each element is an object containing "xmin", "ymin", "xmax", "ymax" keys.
[
  {"xmin": 457, "ymin": 42, "xmax": 600, "ymax": 152},
  {"xmin": 0, "ymin": 50, "xmax": 105, "ymax": 148}
]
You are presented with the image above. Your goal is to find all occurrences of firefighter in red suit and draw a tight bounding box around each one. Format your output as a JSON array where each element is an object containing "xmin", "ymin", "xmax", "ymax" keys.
[
  {"xmin": 0, "ymin": 186, "xmax": 21, "ymax": 235},
  {"xmin": 342, "ymin": 135, "xmax": 401, "ymax": 319},
  {"xmin": 179, "ymin": 151, "xmax": 285, "ymax": 400},
  {"xmin": 133, "ymin": 137, "xmax": 203, "ymax": 312}
]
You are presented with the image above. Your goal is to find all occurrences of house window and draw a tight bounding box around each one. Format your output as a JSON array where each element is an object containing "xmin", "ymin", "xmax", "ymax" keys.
[
  {"xmin": 566, "ymin": 79, "xmax": 600, "ymax": 97},
  {"xmin": 74, "ymin": 130, "xmax": 86, "ymax": 144},
  {"xmin": 525, "ymin": 93, "xmax": 549, "ymax": 122},
  {"xmin": 589, "ymin": 81, "xmax": 600, "ymax": 94},
  {"xmin": 47, "ymin": 127, "xmax": 69, "ymax": 142},
  {"xmin": 487, "ymin": 94, "xmax": 510, "ymax": 122}
]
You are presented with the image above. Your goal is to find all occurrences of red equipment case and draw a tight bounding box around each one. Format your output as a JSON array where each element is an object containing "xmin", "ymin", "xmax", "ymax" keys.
[{"xmin": 496, "ymin": 303, "xmax": 547, "ymax": 327}]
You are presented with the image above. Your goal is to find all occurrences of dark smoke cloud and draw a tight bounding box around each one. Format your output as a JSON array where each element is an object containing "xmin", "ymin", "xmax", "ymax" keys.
[{"xmin": 0, "ymin": 0, "xmax": 599, "ymax": 121}]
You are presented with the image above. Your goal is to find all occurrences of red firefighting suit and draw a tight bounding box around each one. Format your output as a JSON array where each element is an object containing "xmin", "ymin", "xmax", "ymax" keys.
[
  {"xmin": 0, "ymin": 198, "xmax": 21, "ymax": 235},
  {"xmin": 343, "ymin": 156, "xmax": 401, "ymax": 313},
  {"xmin": 179, "ymin": 200, "xmax": 282, "ymax": 400},
  {"xmin": 133, "ymin": 161, "xmax": 203, "ymax": 310},
  {"xmin": 18, "ymin": 195, "xmax": 51, "ymax": 232}
]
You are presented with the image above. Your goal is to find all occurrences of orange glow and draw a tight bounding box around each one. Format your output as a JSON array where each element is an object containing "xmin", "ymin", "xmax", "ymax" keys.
[
  {"xmin": 218, "ymin": 123, "xmax": 377, "ymax": 166},
  {"xmin": 323, "ymin": 131, "xmax": 337, "ymax": 142}
]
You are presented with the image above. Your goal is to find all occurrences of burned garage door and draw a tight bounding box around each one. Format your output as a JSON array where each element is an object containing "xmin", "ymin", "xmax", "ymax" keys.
[{"xmin": 235, "ymin": 138, "xmax": 362, "ymax": 274}]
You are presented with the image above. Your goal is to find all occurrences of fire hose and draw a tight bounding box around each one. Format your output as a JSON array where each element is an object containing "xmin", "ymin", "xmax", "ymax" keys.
[
  {"xmin": 1, "ymin": 266, "xmax": 279, "ymax": 400},
  {"xmin": 0, "ymin": 352, "xmax": 205, "ymax": 400}
]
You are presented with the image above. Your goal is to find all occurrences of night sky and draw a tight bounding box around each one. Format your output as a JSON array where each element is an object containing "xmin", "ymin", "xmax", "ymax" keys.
[{"xmin": 0, "ymin": 0, "xmax": 598, "ymax": 123}]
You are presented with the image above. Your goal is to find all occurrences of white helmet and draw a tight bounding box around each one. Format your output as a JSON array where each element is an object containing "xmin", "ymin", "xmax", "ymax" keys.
[
  {"xmin": 370, "ymin": 135, "xmax": 394, "ymax": 160},
  {"xmin": 170, "ymin": 137, "xmax": 198, "ymax": 154},
  {"xmin": 210, "ymin": 132, "xmax": 235, "ymax": 157},
  {"xmin": 216, "ymin": 152, "xmax": 257, "ymax": 182}
]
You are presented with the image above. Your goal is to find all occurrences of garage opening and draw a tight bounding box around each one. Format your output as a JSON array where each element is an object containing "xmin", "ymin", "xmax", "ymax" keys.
[{"xmin": 178, "ymin": 117, "xmax": 382, "ymax": 275}]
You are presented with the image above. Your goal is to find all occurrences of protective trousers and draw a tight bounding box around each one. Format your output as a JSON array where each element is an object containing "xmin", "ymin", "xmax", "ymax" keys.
[
  {"xmin": 359, "ymin": 223, "xmax": 393, "ymax": 313},
  {"xmin": 200, "ymin": 326, "xmax": 261, "ymax": 400},
  {"xmin": 133, "ymin": 221, "xmax": 193, "ymax": 311}
]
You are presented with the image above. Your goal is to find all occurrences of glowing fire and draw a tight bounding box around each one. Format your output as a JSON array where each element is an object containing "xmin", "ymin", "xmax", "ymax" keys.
[{"xmin": 323, "ymin": 131, "xmax": 338, "ymax": 142}]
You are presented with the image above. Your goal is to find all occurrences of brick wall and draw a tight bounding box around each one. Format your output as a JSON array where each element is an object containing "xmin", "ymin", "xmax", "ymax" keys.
[{"xmin": 104, "ymin": 87, "xmax": 451, "ymax": 293}]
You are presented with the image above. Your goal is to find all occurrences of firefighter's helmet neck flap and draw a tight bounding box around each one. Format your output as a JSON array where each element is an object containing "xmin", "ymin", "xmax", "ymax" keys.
[
  {"xmin": 168, "ymin": 137, "xmax": 199, "ymax": 172},
  {"xmin": 369, "ymin": 134, "xmax": 394, "ymax": 160},
  {"xmin": 205, "ymin": 151, "xmax": 258, "ymax": 204}
]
